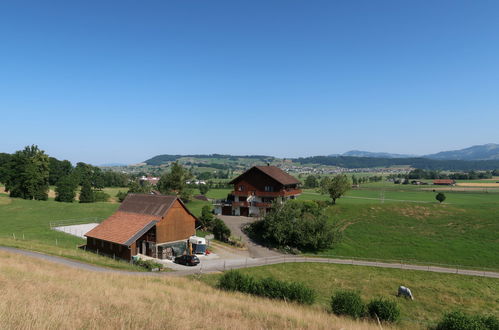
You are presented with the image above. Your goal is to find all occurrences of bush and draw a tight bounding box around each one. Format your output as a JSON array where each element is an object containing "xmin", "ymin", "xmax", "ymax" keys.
[
  {"xmin": 367, "ymin": 298, "xmax": 400, "ymax": 323},
  {"xmin": 247, "ymin": 200, "xmax": 341, "ymax": 252},
  {"xmin": 436, "ymin": 311, "xmax": 499, "ymax": 330},
  {"xmin": 134, "ymin": 259, "xmax": 163, "ymax": 271},
  {"xmin": 212, "ymin": 217, "xmax": 231, "ymax": 242},
  {"xmin": 330, "ymin": 290, "xmax": 365, "ymax": 319},
  {"xmin": 93, "ymin": 191, "xmax": 110, "ymax": 202},
  {"xmin": 116, "ymin": 191, "xmax": 127, "ymax": 202},
  {"xmin": 217, "ymin": 270, "xmax": 315, "ymax": 305}
]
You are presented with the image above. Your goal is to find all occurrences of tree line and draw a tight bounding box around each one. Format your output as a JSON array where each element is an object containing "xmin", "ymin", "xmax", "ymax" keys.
[
  {"xmin": 389, "ymin": 168, "xmax": 498, "ymax": 180},
  {"xmin": 0, "ymin": 145, "xmax": 131, "ymax": 202},
  {"xmin": 295, "ymin": 155, "xmax": 499, "ymax": 171}
]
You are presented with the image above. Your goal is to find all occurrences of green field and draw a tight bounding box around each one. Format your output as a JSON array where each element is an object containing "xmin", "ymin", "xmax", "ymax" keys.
[
  {"xmin": 297, "ymin": 185, "xmax": 499, "ymax": 269},
  {"xmin": 197, "ymin": 263, "xmax": 499, "ymax": 329}
]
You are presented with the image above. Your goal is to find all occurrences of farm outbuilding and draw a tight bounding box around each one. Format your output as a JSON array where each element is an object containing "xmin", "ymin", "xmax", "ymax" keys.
[
  {"xmin": 433, "ymin": 179, "xmax": 456, "ymax": 186},
  {"xmin": 85, "ymin": 194, "xmax": 196, "ymax": 260}
]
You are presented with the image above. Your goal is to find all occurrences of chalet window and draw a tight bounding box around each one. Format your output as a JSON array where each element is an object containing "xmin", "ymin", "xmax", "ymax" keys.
[
  {"xmin": 264, "ymin": 186, "xmax": 274, "ymax": 192},
  {"xmin": 238, "ymin": 185, "xmax": 245, "ymax": 191}
]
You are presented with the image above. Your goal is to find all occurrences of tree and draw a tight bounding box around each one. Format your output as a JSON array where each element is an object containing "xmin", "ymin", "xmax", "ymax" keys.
[
  {"xmin": 212, "ymin": 217, "xmax": 231, "ymax": 242},
  {"xmin": 157, "ymin": 162, "xmax": 193, "ymax": 201},
  {"xmin": 247, "ymin": 200, "xmax": 341, "ymax": 251},
  {"xmin": 4, "ymin": 145, "xmax": 50, "ymax": 200},
  {"xmin": 198, "ymin": 205, "xmax": 214, "ymax": 230},
  {"xmin": 79, "ymin": 180, "xmax": 95, "ymax": 203},
  {"xmin": 319, "ymin": 176, "xmax": 332, "ymax": 194},
  {"xmin": 327, "ymin": 174, "xmax": 351, "ymax": 204},
  {"xmin": 48, "ymin": 157, "xmax": 73, "ymax": 185},
  {"xmin": 199, "ymin": 184, "xmax": 209, "ymax": 196},
  {"xmin": 304, "ymin": 175, "xmax": 319, "ymax": 188},
  {"xmin": 436, "ymin": 192, "xmax": 446, "ymax": 204},
  {"xmin": 55, "ymin": 175, "xmax": 78, "ymax": 202}
]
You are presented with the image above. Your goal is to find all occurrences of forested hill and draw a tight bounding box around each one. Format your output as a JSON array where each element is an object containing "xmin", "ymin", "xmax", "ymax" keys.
[
  {"xmin": 294, "ymin": 156, "xmax": 499, "ymax": 171},
  {"xmin": 144, "ymin": 154, "xmax": 275, "ymax": 166}
]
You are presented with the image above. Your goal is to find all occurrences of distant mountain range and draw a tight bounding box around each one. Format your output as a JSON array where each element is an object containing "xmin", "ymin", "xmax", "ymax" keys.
[
  {"xmin": 339, "ymin": 150, "xmax": 416, "ymax": 158},
  {"xmin": 338, "ymin": 144, "xmax": 499, "ymax": 161},
  {"xmin": 424, "ymin": 144, "xmax": 499, "ymax": 160}
]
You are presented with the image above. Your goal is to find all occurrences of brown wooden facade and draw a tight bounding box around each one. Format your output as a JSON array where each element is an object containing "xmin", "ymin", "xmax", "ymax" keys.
[
  {"xmin": 85, "ymin": 194, "xmax": 196, "ymax": 261},
  {"xmin": 220, "ymin": 166, "xmax": 301, "ymax": 216}
]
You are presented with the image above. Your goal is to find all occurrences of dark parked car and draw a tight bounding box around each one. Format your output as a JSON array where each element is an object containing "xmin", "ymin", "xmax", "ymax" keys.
[{"xmin": 174, "ymin": 254, "xmax": 200, "ymax": 266}]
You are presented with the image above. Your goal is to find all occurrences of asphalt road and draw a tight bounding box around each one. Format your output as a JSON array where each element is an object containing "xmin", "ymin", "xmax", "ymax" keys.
[
  {"xmin": 1, "ymin": 246, "xmax": 498, "ymax": 279},
  {"xmin": 217, "ymin": 215, "xmax": 282, "ymax": 258}
]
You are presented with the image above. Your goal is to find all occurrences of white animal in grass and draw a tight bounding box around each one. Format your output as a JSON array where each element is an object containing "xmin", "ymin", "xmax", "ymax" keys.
[{"xmin": 397, "ymin": 286, "xmax": 414, "ymax": 300}]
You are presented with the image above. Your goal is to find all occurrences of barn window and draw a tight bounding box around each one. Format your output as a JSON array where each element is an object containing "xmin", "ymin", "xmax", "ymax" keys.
[
  {"xmin": 264, "ymin": 186, "xmax": 274, "ymax": 192},
  {"xmin": 238, "ymin": 185, "xmax": 245, "ymax": 191}
]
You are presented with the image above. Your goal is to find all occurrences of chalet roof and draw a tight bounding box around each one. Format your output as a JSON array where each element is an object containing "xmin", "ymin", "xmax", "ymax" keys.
[
  {"xmin": 230, "ymin": 165, "xmax": 300, "ymax": 185},
  {"xmin": 433, "ymin": 179, "xmax": 456, "ymax": 184},
  {"xmin": 85, "ymin": 194, "xmax": 197, "ymax": 246},
  {"xmin": 118, "ymin": 194, "xmax": 177, "ymax": 217},
  {"xmin": 85, "ymin": 211, "xmax": 158, "ymax": 246}
]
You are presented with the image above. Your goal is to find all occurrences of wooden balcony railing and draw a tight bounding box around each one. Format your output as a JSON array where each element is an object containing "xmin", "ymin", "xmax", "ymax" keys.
[{"xmin": 232, "ymin": 188, "xmax": 302, "ymax": 197}]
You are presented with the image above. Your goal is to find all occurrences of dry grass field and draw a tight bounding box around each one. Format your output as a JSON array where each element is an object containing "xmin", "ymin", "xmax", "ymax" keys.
[
  {"xmin": 0, "ymin": 251, "xmax": 384, "ymax": 330},
  {"xmin": 456, "ymin": 182, "xmax": 499, "ymax": 187}
]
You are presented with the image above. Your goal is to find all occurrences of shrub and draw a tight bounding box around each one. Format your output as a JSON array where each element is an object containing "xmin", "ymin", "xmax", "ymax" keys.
[
  {"xmin": 217, "ymin": 271, "xmax": 315, "ymax": 305},
  {"xmin": 134, "ymin": 259, "xmax": 162, "ymax": 271},
  {"xmin": 247, "ymin": 200, "xmax": 341, "ymax": 252},
  {"xmin": 436, "ymin": 311, "xmax": 499, "ymax": 330},
  {"xmin": 93, "ymin": 191, "xmax": 110, "ymax": 202},
  {"xmin": 116, "ymin": 191, "xmax": 127, "ymax": 202},
  {"xmin": 217, "ymin": 270, "xmax": 259, "ymax": 293},
  {"xmin": 330, "ymin": 290, "xmax": 365, "ymax": 319},
  {"xmin": 367, "ymin": 298, "xmax": 400, "ymax": 323},
  {"xmin": 212, "ymin": 218, "xmax": 231, "ymax": 242}
]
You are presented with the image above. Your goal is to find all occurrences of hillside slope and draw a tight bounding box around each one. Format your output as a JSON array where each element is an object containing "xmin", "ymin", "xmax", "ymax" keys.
[
  {"xmin": 0, "ymin": 251, "xmax": 380, "ymax": 329},
  {"xmin": 425, "ymin": 143, "xmax": 499, "ymax": 160}
]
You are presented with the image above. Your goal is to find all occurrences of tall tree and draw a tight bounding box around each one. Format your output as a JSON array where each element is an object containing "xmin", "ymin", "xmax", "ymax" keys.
[
  {"xmin": 304, "ymin": 175, "xmax": 319, "ymax": 188},
  {"xmin": 157, "ymin": 162, "xmax": 193, "ymax": 201},
  {"xmin": 48, "ymin": 157, "xmax": 73, "ymax": 185},
  {"xmin": 327, "ymin": 174, "xmax": 351, "ymax": 204},
  {"xmin": 55, "ymin": 175, "xmax": 78, "ymax": 202},
  {"xmin": 79, "ymin": 180, "xmax": 95, "ymax": 203},
  {"xmin": 4, "ymin": 145, "xmax": 50, "ymax": 200}
]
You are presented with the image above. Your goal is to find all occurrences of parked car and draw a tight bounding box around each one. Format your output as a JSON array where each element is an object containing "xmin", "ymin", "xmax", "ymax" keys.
[{"xmin": 174, "ymin": 254, "xmax": 200, "ymax": 266}]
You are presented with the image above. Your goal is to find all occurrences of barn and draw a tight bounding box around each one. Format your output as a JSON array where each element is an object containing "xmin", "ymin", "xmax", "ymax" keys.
[
  {"xmin": 84, "ymin": 194, "xmax": 196, "ymax": 261},
  {"xmin": 433, "ymin": 179, "xmax": 456, "ymax": 186}
]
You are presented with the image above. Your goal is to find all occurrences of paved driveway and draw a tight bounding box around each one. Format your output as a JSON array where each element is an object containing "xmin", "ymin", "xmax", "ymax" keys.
[{"xmin": 217, "ymin": 215, "xmax": 282, "ymax": 258}]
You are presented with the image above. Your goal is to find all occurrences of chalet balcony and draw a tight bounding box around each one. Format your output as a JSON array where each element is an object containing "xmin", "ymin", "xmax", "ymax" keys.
[
  {"xmin": 232, "ymin": 201, "xmax": 249, "ymax": 207},
  {"xmin": 232, "ymin": 188, "xmax": 302, "ymax": 198}
]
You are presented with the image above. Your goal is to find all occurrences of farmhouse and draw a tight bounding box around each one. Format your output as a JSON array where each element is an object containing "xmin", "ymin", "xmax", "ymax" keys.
[
  {"xmin": 433, "ymin": 179, "xmax": 456, "ymax": 186},
  {"xmin": 85, "ymin": 194, "xmax": 196, "ymax": 260},
  {"xmin": 215, "ymin": 165, "xmax": 302, "ymax": 217}
]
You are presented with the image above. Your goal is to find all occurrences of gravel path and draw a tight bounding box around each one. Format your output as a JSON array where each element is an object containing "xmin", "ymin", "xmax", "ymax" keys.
[{"xmin": 1, "ymin": 246, "xmax": 498, "ymax": 278}]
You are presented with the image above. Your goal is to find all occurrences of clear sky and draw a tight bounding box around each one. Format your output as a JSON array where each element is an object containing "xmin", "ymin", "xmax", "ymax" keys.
[{"xmin": 1, "ymin": 1, "xmax": 498, "ymax": 164}]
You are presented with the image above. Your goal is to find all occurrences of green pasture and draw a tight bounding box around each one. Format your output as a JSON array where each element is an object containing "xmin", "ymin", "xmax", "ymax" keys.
[
  {"xmin": 197, "ymin": 263, "xmax": 499, "ymax": 329},
  {"xmin": 298, "ymin": 185, "xmax": 499, "ymax": 269}
]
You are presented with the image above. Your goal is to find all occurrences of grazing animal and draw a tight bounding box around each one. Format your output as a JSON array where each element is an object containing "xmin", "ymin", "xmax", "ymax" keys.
[{"xmin": 397, "ymin": 286, "xmax": 414, "ymax": 300}]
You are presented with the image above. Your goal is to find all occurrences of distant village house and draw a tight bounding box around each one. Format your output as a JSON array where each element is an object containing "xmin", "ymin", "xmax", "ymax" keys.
[{"xmin": 433, "ymin": 179, "xmax": 456, "ymax": 186}]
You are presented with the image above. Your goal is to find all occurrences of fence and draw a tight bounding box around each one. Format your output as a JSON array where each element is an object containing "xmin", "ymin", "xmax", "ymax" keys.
[{"xmin": 49, "ymin": 217, "xmax": 103, "ymax": 229}]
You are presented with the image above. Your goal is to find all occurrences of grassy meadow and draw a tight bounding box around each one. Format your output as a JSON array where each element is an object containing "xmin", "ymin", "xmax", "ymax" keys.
[
  {"xmin": 197, "ymin": 263, "xmax": 499, "ymax": 329},
  {"xmin": 292, "ymin": 183, "xmax": 499, "ymax": 269},
  {"xmin": 0, "ymin": 250, "xmax": 380, "ymax": 330}
]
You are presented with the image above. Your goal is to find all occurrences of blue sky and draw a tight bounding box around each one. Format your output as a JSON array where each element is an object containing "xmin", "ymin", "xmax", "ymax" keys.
[{"xmin": 1, "ymin": 1, "xmax": 498, "ymax": 164}]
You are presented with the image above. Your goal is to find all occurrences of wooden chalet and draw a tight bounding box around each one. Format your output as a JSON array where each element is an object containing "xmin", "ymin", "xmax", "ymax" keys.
[
  {"xmin": 85, "ymin": 194, "xmax": 196, "ymax": 260},
  {"xmin": 216, "ymin": 165, "xmax": 301, "ymax": 217}
]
